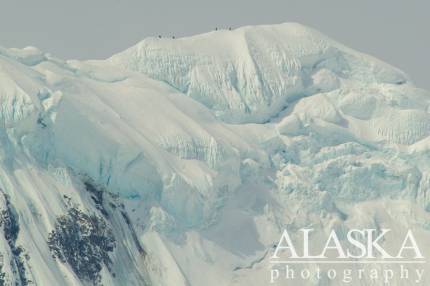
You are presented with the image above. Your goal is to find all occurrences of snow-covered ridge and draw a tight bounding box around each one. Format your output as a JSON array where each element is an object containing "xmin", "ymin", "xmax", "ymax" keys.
[
  {"xmin": 0, "ymin": 23, "xmax": 429, "ymax": 285},
  {"xmin": 109, "ymin": 23, "xmax": 408, "ymax": 123}
]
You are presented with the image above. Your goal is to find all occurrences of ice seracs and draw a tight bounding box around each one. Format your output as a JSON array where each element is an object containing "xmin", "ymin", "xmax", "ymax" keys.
[{"xmin": 0, "ymin": 23, "xmax": 429, "ymax": 285}]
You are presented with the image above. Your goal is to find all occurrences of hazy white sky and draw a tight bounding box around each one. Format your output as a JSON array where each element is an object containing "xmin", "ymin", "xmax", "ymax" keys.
[{"xmin": 1, "ymin": 0, "xmax": 428, "ymax": 89}]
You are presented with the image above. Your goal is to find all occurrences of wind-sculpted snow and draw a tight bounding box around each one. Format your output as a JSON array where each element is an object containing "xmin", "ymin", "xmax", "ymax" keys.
[
  {"xmin": 0, "ymin": 23, "xmax": 429, "ymax": 285},
  {"xmin": 109, "ymin": 23, "xmax": 408, "ymax": 124}
]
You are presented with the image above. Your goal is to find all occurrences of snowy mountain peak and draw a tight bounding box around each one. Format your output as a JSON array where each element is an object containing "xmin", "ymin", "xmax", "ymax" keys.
[
  {"xmin": 0, "ymin": 23, "xmax": 429, "ymax": 285},
  {"xmin": 109, "ymin": 22, "xmax": 408, "ymax": 123}
]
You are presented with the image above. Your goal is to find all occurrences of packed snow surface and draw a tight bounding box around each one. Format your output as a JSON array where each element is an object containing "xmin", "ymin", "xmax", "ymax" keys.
[{"xmin": 0, "ymin": 23, "xmax": 429, "ymax": 285}]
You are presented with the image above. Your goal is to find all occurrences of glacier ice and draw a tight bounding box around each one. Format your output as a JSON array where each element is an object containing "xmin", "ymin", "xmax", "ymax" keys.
[{"xmin": 0, "ymin": 23, "xmax": 429, "ymax": 285}]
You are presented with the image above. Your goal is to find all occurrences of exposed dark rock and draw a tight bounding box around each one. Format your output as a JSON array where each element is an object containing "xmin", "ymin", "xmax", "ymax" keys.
[
  {"xmin": 84, "ymin": 181, "xmax": 109, "ymax": 217},
  {"xmin": 120, "ymin": 210, "xmax": 145, "ymax": 255},
  {"xmin": 0, "ymin": 262, "xmax": 5, "ymax": 286},
  {"xmin": 0, "ymin": 193, "xmax": 29, "ymax": 286},
  {"xmin": 48, "ymin": 206, "xmax": 116, "ymax": 285},
  {"xmin": 81, "ymin": 178, "xmax": 145, "ymax": 256}
]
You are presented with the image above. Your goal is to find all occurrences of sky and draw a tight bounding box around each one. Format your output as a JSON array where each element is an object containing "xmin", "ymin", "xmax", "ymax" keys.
[{"xmin": 0, "ymin": 0, "xmax": 428, "ymax": 89}]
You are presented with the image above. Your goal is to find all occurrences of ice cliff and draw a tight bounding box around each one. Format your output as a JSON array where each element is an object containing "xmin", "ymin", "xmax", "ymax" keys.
[{"xmin": 0, "ymin": 23, "xmax": 429, "ymax": 285}]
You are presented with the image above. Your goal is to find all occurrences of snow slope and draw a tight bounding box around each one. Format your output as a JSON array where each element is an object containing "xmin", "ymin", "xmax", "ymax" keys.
[{"xmin": 0, "ymin": 23, "xmax": 429, "ymax": 285}]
